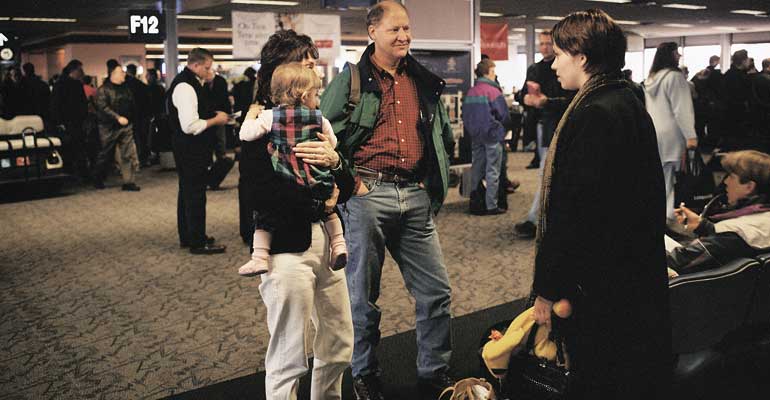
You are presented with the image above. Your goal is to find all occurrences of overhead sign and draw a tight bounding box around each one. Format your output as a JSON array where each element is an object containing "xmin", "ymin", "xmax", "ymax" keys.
[
  {"xmin": 0, "ymin": 31, "xmax": 20, "ymax": 65},
  {"xmin": 128, "ymin": 10, "xmax": 165, "ymax": 43},
  {"xmin": 232, "ymin": 12, "xmax": 341, "ymax": 62},
  {"xmin": 481, "ymin": 23, "xmax": 509, "ymax": 61},
  {"xmin": 279, "ymin": 13, "xmax": 341, "ymax": 63}
]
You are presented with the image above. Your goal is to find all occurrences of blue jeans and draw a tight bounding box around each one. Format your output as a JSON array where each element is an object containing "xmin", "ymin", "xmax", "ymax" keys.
[
  {"xmin": 526, "ymin": 123, "xmax": 549, "ymax": 223},
  {"xmin": 340, "ymin": 180, "xmax": 452, "ymax": 379},
  {"xmin": 471, "ymin": 141, "xmax": 503, "ymax": 210}
]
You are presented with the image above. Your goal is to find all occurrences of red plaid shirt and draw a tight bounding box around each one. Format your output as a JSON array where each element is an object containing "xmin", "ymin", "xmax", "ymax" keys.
[{"xmin": 353, "ymin": 57, "xmax": 423, "ymax": 181}]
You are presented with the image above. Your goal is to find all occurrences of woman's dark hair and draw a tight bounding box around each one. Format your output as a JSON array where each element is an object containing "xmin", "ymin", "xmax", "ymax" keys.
[
  {"xmin": 649, "ymin": 42, "xmax": 680, "ymax": 76},
  {"xmin": 255, "ymin": 30, "xmax": 319, "ymax": 108},
  {"xmin": 551, "ymin": 9, "xmax": 626, "ymax": 76},
  {"xmin": 62, "ymin": 59, "xmax": 83, "ymax": 76}
]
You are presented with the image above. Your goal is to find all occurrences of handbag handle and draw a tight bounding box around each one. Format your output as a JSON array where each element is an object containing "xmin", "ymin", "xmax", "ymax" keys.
[{"xmin": 526, "ymin": 318, "xmax": 568, "ymax": 366}]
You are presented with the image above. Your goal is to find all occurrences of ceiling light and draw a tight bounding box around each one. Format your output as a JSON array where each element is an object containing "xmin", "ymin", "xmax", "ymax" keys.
[
  {"xmin": 146, "ymin": 44, "xmax": 234, "ymax": 50},
  {"xmin": 146, "ymin": 54, "xmax": 235, "ymax": 60},
  {"xmin": 216, "ymin": 27, "xmax": 233, "ymax": 32},
  {"xmin": 713, "ymin": 26, "xmax": 738, "ymax": 31},
  {"xmin": 178, "ymin": 15, "xmax": 222, "ymax": 20},
  {"xmin": 0, "ymin": 17, "xmax": 10, "ymax": 21},
  {"xmin": 231, "ymin": 0, "xmax": 299, "ymax": 4},
  {"xmin": 512, "ymin": 28, "xmax": 526, "ymax": 32},
  {"xmin": 586, "ymin": 0, "xmax": 632, "ymax": 3},
  {"xmin": 12, "ymin": 17, "xmax": 77, "ymax": 22},
  {"xmin": 730, "ymin": 10, "xmax": 766, "ymax": 16},
  {"xmin": 116, "ymin": 25, "xmax": 128, "ymax": 29},
  {"xmin": 480, "ymin": 12, "xmax": 504, "ymax": 17},
  {"xmin": 615, "ymin": 20, "xmax": 641, "ymax": 25},
  {"xmin": 663, "ymin": 23, "xmax": 694, "ymax": 28},
  {"xmin": 536, "ymin": 16, "xmax": 564, "ymax": 21},
  {"xmin": 662, "ymin": 4, "xmax": 707, "ymax": 10}
]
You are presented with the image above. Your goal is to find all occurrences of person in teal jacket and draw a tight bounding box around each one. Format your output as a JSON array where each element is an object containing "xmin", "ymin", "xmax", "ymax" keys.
[{"xmin": 319, "ymin": 2, "xmax": 456, "ymax": 398}]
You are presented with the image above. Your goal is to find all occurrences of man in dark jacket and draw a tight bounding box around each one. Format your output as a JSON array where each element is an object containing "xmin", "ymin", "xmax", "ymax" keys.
[
  {"xmin": 92, "ymin": 60, "xmax": 140, "ymax": 191},
  {"xmin": 21, "ymin": 63, "xmax": 50, "ymax": 121},
  {"xmin": 168, "ymin": 48, "xmax": 229, "ymax": 254},
  {"xmin": 320, "ymin": 2, "xmax": 455, "ymax": 398},
  {"xmin": 145, "ymin": 68, "xmax": 168, "ymax": 160},
  {"xmin": 205, "ymin": 71, "xmax": 231, "ymax": 162},
  {"xmin": 231, "ymin": 67, "xmax": 256, "ymax": 126},
  {"xmin": 50, "ymin": 59, "xmax": 89, "ymax": 177},
  {"xmin": 514, "ymin": 30, "xmax": 576, "ymax": 239},
  {"xmin": 125, "ymin": 64, "xmax": 151, "ymax": 167},
  {"xmin": 723, "ymin": 50, "xmax": 752, "ymax": 148}
]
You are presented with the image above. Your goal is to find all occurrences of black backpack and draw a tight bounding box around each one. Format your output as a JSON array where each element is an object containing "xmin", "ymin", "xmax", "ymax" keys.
[{"xmin": 343, "ymin": 62, "xmax": 361, "ymax": 115}]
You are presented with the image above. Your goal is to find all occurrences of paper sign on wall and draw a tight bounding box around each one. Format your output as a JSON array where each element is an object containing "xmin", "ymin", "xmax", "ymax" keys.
[
  {"xmin": 232, "ymin": 11, "xmax": 277, "ymax": 60},
  {"xmin": 232, "ymin": 12, "xmax": 341, "ymax": 62}
]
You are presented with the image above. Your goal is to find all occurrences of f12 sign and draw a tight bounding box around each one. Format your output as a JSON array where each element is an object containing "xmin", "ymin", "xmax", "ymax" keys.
[{"xmin": 128, "ymin": 10, "xmax": 165, "ymax": 43}]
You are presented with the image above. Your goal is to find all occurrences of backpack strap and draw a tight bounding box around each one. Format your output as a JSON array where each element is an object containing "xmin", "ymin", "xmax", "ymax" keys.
[{"xmin": 344, "ymin": 62, "xmax": 361, "ymax": 115}]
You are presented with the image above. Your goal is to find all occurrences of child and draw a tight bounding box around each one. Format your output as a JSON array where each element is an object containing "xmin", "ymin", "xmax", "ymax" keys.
[{"xmin": 237, "ymin": 62, "xmax": 347, "ymax": 276}]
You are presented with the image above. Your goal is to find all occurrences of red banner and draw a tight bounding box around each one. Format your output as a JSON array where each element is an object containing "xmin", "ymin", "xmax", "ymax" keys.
[{"xmin": 480, "ymin": 23, "xmax": 509, "ymax": 61}]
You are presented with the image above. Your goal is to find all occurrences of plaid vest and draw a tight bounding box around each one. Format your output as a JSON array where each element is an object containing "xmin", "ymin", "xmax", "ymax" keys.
[{"xmin": 270, "ymin": 105, "xmax": 334, "ymax": 200}]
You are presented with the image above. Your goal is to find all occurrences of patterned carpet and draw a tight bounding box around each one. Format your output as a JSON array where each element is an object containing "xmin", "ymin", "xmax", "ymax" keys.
[{"xmin": 0, "ymin": 151, "xmax": 540, "ymax": 400}]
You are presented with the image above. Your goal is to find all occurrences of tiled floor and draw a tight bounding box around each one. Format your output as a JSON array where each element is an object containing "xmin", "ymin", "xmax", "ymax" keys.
[{"xmin": 0, "ymin": 151, "xmax": 540, "ymax": 399}]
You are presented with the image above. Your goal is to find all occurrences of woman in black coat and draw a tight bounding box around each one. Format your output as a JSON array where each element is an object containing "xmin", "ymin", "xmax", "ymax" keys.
[{"xmin": 531, "ymin": 10, "xmax": 672, "ymax": 398}]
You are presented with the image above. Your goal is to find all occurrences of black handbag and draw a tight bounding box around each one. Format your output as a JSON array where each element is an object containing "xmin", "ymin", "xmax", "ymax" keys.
[
  {"xmin": 503, "ymin": 320, "xmax": 571, "ymax": 400},
  {"xmin": 675, "ymin": 149, "xmax": 715, "ymax": 213}
]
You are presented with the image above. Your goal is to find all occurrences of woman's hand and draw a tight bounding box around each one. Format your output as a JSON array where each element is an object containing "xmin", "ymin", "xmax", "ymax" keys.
[
  {"xmin": 294, "ymin": 133, "xmax": 340, "ymax": 168},
  {"xmin": 245, "ymin": 104, "xmax": 263, "ymax": 120},
  {"xmin": 533, "ymin": 296, "xmax": 554, "ymax": 330},
  {"xmin": 674, "ymin": 203, "xmax": 701, "ymax": 232}
]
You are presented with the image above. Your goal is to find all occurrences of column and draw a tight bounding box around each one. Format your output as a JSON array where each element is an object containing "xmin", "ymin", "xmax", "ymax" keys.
[{"xmin": 164, "ymin": 0, "xmax": 178, "ymax": 87}]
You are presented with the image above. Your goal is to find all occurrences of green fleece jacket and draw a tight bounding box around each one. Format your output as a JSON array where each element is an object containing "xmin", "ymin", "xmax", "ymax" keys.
[{"xmin": 320, "ymin": 44, "xmax": 454, "ymax": 213}]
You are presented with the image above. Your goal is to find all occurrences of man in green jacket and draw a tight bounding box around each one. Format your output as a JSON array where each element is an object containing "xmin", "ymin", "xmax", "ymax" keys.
[{"xmin": 320, "ymin": 2, "xmax": 455, "ymax": 399}]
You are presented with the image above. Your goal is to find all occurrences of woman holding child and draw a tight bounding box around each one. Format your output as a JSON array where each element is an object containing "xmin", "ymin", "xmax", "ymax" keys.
[{"xmin": 239, "ymin": 30, "xmax": 354, "ymax": 400}]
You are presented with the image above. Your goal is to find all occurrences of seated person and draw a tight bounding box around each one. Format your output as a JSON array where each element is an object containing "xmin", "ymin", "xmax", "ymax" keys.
[{"xmin": 667, "ymin": 150, "xmax": 770, "ymax": 276}]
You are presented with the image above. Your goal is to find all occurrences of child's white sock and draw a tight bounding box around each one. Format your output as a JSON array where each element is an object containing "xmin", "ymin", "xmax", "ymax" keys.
[
  {"xmin": 238, "ymin": 230, "xmax": 271, "ymax": 276},
  {"xmin": 325, "ymin": 216, "xmax": 347, "ymax": 271}
]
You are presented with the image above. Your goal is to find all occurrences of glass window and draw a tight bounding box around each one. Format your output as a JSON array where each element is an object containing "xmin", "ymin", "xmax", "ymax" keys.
[
  {"xmin": 624, "ymin": 52, "xmax": 644, "ymax": 83},
  {"xmin": 682, "ymin": 45, "xmax": 721, "ymax": 79},
  {"xmin": 731, "ymin": 43, "xmax": 770, "ymax": 71},
  {"xmin": 495, "ymin": 53, "xmax": 528, "ymax": 95}
]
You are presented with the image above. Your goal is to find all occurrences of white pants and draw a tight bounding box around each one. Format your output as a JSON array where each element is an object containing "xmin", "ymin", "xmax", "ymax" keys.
[
  {"xmin": 662, "ymin": 161, "xmax": 678, "ymax": 220},
  {"xmin": 260, "ymin": 223, "xmax": 354, "ymax": 400}
]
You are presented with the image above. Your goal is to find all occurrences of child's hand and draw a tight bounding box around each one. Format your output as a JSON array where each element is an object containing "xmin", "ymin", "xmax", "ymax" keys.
[
  {"xmin": 325, "ymin": 185, "xmax": 340, "ymax": 214},
  {"xmin": 245, "ymin": 104, "xmax": 263, "ymax": 120}
]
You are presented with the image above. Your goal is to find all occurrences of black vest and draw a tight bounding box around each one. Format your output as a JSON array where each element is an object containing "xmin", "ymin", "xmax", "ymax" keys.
[{"xmin": 167, "ymin": 67, "xmax": 216, "ymax": 138}]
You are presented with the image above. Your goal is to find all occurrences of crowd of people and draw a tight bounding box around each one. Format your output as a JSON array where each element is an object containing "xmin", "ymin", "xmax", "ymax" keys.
[
  {"xmin": 2, "ymin": 1, "xmax": 770, "ymax": 399},
  {"xmin": 0, "ymin": 55, "xmax": 260, "ymax": 192}
]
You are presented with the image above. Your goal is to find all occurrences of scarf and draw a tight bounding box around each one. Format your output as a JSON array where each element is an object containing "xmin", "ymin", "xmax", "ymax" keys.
[{"xmin": 536, "ymin": 73, "xmax": 627, "ymax": 245}]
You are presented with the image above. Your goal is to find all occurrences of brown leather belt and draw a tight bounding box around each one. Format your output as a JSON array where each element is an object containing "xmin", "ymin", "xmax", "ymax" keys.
[{"xmin": 355, "ymin": 167, "xmax": 418, "ymax": 184}]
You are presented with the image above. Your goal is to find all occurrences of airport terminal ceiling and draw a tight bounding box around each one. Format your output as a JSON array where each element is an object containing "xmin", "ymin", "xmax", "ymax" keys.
[{"xmin": 2, "ymin": 0, "xmax": 770, "ymax": 47}]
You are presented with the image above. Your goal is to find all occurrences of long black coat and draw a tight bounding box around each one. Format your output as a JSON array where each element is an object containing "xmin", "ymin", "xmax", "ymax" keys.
[{"xmin": 533, "ymin": 81, "xmax": 672, "ymax": 397}]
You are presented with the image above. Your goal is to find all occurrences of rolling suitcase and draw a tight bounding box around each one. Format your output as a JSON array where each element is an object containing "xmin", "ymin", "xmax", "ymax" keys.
[{"xmin": 208, "ymin": 157, "xmax": 234, "ymax": 189}]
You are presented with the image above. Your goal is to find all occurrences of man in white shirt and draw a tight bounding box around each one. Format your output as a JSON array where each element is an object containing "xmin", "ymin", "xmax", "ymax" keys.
[{"xmin": 167, "ymin": 48, "xmax": 229, "ymax": 254}]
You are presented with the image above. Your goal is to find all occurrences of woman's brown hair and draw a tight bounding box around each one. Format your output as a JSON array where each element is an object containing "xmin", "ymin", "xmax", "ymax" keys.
[
  {"xmin": 721, "ymin": 150, "xmax": 770, "ymax": 195},
  {"xmin": 551, "ymin": 9, "xmax": 627, "ymax": 76}
]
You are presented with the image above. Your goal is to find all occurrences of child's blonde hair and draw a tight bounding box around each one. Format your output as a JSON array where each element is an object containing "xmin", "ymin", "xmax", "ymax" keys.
[{"xmin": 270, "ymin": 62, "xmax": 322, "ymax": 106}]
